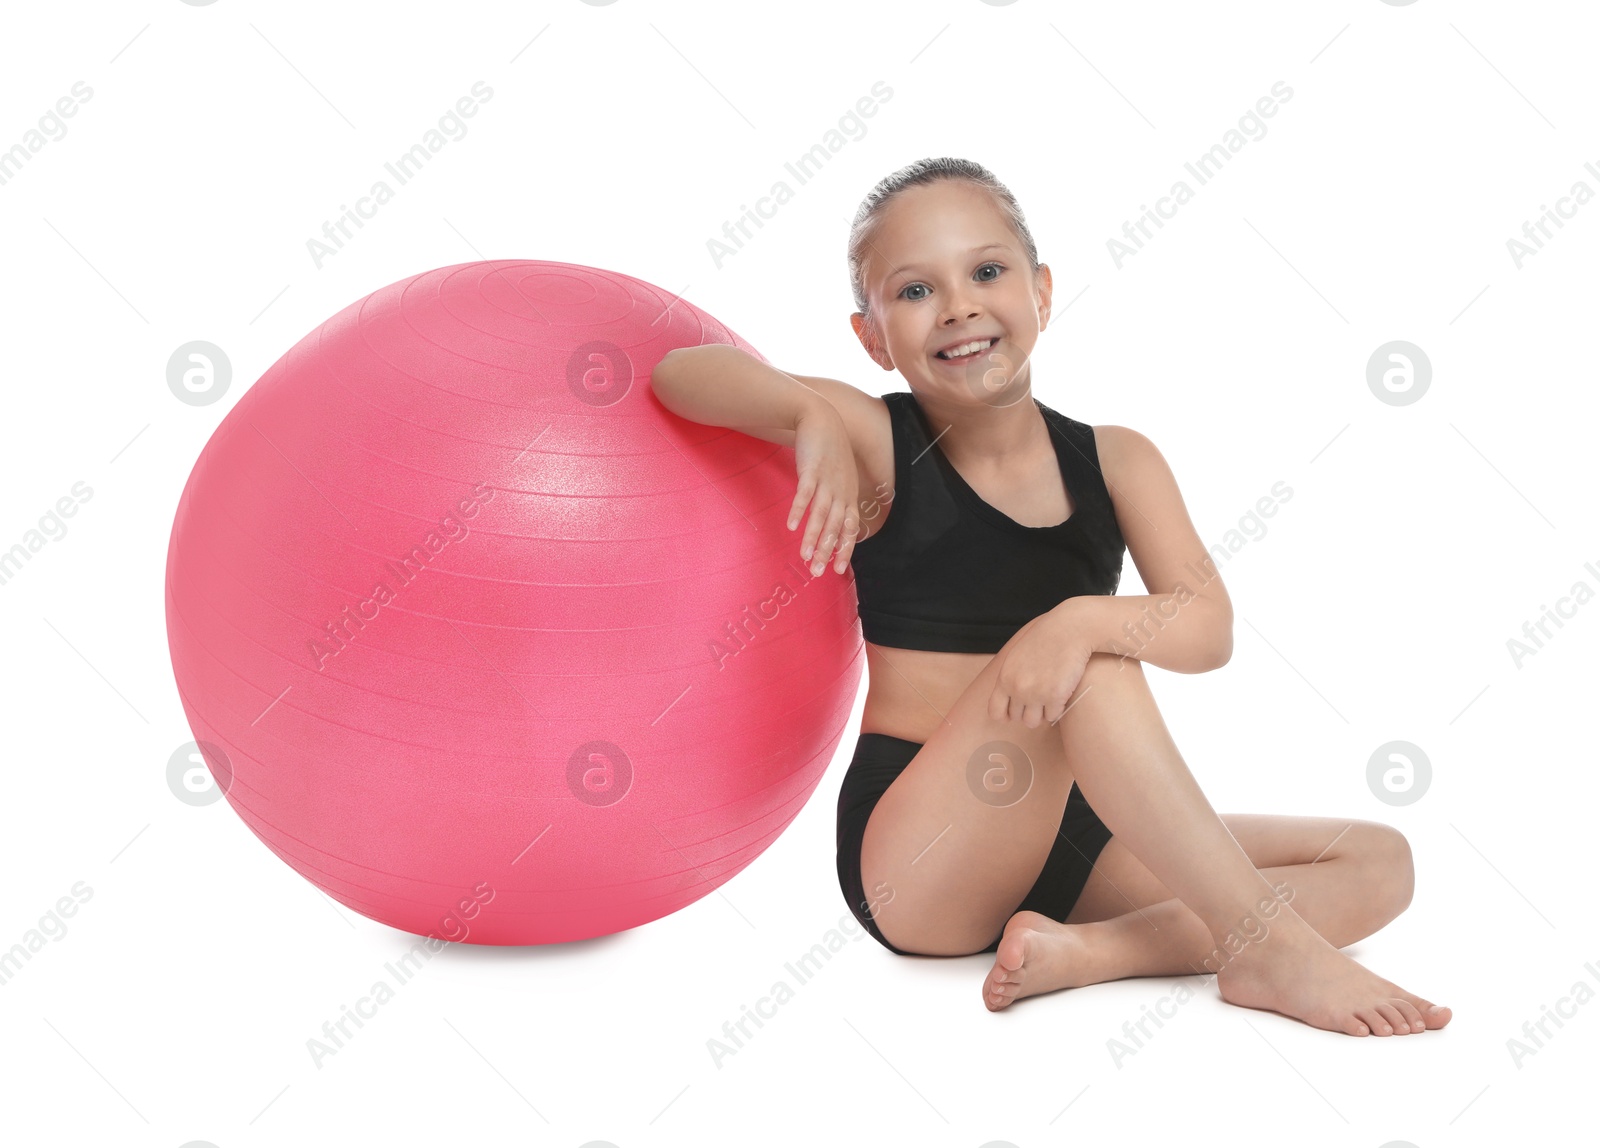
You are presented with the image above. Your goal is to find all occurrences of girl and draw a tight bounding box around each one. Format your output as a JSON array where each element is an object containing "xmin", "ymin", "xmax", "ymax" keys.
[{"xmin": 651, "ymin": 157, "xmax": 1451, "ymax": 1038}]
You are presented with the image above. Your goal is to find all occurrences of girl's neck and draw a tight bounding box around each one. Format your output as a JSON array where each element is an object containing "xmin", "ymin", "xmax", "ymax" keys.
[{"xmin": 913, "ymin": 386, "xmax": 1045, "ymax": 467}]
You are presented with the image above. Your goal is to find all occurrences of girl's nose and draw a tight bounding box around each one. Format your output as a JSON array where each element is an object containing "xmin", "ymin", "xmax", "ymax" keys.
[{"xmin": 939, "ymin": 295, "xmax": 982, "ymax": 325}]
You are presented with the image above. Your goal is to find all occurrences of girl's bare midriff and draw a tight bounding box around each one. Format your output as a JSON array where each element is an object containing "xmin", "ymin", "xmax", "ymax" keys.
[{"xmin": 859, "ymin": 646, "xmax": 993, "ymax": 745}]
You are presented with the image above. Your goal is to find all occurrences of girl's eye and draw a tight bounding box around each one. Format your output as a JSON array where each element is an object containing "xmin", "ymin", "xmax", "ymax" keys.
[{"xmin": 897, "ymin": 262, "xmax": 1004, "ymax": 301}]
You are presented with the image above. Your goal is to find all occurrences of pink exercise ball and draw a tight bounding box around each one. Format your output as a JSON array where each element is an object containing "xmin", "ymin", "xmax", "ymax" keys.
[{"xmin": 164, "ymin": 260, "xmax": 862, "ymax": 945}]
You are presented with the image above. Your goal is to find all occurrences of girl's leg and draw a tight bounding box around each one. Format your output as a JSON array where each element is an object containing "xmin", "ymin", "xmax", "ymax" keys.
[
  {"xmin": 992, "ymin": 653, "xmax": 1450, "ymax": 1036},
  {"xmin": 984, "ymin": 816, "xmax": 1419, "ymax": 1028},
  {"xmin": 854, "ymin": 630, "xmax": 1089, "ymax": 956},
  {"xmin": 1058, "ymin": 813, "xmax": 1416, "ymax": 978},
  {"xmin": 1068, "ymin": 857, "xmax": 1402, "ymax": 978},
  {"xmin": 1067, "ymin": 813, "xmax": 1414, "ymax": 932}
]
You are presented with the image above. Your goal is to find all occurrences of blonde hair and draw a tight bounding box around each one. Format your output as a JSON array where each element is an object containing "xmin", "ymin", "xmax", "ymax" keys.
[{"xmin": 846, "ymin": 157, "xmax": 1040, "ymax": 328}]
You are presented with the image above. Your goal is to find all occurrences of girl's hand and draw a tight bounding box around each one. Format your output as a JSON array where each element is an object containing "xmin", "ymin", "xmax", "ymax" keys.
[
  {"xmin": 989, "ymin": 610, "xmax": 1098, "ymax": 728},
  {"xmin": 788, "ymin": 402, "xmax": 860, "ymax": 576}
]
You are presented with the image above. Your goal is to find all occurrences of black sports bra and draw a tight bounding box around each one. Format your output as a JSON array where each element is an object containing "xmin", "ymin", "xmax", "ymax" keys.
[{"xmin": 849, "ymin": 391, "xmax": 1125, "ymax": 654}]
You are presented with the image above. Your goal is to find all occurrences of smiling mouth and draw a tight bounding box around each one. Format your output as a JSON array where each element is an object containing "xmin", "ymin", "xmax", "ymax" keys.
[{"xmin": 935, "ymin": 338, "xmax": 998, "ymax": 363}]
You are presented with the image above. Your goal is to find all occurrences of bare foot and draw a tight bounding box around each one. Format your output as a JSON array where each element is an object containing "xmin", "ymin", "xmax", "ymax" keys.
[
  {"xmin": 1215, "ymin": 913, "xmax": 1453, "ymax": 1037},
  {"xmin": 982, "ymin": 911, "xmax": 1096, "ymax": 1011}
]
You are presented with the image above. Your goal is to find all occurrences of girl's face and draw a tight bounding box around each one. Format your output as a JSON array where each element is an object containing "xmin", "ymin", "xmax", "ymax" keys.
[{"xmin": 851, "ymin": 180, "xmax": 1052, "ymax": 407}]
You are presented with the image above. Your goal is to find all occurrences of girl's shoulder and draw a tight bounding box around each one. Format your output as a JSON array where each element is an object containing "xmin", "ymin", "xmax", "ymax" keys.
[{"xmin": 1088, "ymin": 423, "xmax": 1159, "ymax": 482}]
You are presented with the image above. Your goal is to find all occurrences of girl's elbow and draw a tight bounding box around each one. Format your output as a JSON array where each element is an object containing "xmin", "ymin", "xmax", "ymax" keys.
[
  {"xmin": 649, "ymin": 356, "xmax": 687, "ymax": 409},
  {"xmin": 1206, "ymin": 610, "xmax": 1234, "ymax": 670}
]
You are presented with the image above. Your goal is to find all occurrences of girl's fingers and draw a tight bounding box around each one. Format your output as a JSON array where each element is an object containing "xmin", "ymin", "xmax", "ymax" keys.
[
  {"xmin": 811, "ymin": 499, "xmax": 847, "ymax": 574},
  {"xmin": 832, "ymin": 519, "xmax": 859, "ymax": 572},
  {"xmin": 802, "ymin": 498, "xmax": 833, "ymax": 567},
  {"xmin": 788, "ymin": 472, "xmax": 817, "ymax": 535},
  {"xmin": 798, "ymin": 489, "xmax": 830, "ymax": 561},
  {"xmin": 833, "ymin": 548, "xmax": 852, "ymax": 574}
]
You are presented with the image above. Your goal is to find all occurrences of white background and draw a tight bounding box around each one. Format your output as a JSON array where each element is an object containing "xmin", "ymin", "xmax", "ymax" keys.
[{"xmin": 1, "ymin": 1, "xmax": 1595, "ymax": 1145}]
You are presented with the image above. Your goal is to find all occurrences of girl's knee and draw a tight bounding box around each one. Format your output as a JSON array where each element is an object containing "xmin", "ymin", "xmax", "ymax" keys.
[
  {"xmin": 1357, "ymin": 824, "xmax": 1414, "ymax": 920},
  {"xmin": 1377, "ymin": 826, "xmax": 1415, "ymax": 912}
]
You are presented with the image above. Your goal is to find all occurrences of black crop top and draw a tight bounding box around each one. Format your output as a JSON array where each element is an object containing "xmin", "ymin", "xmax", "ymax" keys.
[{"xmin": 849, "ymin": 391, "xmax": 1125, "ymax": 654}]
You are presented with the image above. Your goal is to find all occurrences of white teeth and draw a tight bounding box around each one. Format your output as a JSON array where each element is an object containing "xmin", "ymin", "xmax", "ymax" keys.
[{"xmin": 938, "ymin": 338, "xmax": 994, "ymax": 360}]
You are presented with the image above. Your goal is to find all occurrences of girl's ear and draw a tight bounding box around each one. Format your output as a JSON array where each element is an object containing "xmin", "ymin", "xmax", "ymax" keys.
[
  {"xmin": 1034, "ymin": 263, "xmax": 1054, "ymax": 331},
  {"xmin": 851, "ymin": 312, "xmax": 894, "ymax": 371}
]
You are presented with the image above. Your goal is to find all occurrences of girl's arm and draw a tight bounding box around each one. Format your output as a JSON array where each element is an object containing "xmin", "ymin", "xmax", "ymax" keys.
[
  {"xmin": 650, "ymin": 344, "xmax": 834, "ymax": 444},
  {"xmin": 651, "ymin": 344, "xmax": 865, "ymax": 574},
  {"xmin": 1064, "ymin": 423, "xmax": 1235, "ymax": 674}
]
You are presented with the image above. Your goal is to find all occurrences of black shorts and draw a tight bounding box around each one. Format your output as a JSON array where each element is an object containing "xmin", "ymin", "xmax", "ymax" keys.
[{"xmin": 836, "ymin": 731, "xmax": 1115, "ymax": 956}]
